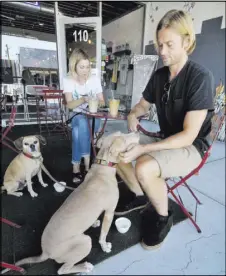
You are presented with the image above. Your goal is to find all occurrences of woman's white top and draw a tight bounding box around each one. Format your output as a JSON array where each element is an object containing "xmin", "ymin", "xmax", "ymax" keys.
[{"xmin": 63, "ymin": 75, "xmax": 102, "ymax": 112}]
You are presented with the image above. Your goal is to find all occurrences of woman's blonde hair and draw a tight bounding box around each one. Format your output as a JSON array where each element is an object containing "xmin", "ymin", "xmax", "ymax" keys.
[
  {"xmin": 68, "ymin": 48, "xmax": 90, "ymax": 76},
  {"xmin": 155, "ymin": 9, "xmax": 196, "ymax": 55}
]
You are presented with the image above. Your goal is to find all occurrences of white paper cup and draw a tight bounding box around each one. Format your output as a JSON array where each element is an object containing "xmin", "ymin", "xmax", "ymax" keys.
[
  {"xmin": 115, "ymin": 217, "xmax": 131, "ymax": 234},
  {"xmin": 53, "ymin": 181, "xmax": 66, "ymax": 192}
]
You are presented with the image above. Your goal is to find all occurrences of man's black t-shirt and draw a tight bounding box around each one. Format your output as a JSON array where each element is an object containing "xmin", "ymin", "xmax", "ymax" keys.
[{"xmin": 142, "ymin": 60, "xmax": 215, "ymax": 157}]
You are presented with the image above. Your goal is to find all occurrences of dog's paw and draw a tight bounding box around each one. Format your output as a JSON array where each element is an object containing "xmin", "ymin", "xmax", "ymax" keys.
[
  {"xmin": 41, "ymin": 183, "xmax": 48, "ymax": 188},
  {"xmin": 84, "ymin": 262, "xmax": 94, "ymax": 273},
  {"xmin": 100, "ymin": 242, "xmax": 112, "ymax": 253},
  {"xmin": 30, "ymin": 191, "xmax": 38, "ymax": 197},
  {"xmin": 92, "ymin": 220, "xmax": 100, "ymax": 228},
  {"xmin": 13, "ymin": 192, "xmax": 23, "ymax": 197}
]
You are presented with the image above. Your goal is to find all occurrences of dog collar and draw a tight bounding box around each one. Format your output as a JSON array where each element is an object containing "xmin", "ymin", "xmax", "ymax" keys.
[
  {"xmin": 94, "ymin": 159, "xmax": 116, "ymax": 167},
  {"xmin": 22, "ymin": 152, "xmax": 42, "ymax": 160}
]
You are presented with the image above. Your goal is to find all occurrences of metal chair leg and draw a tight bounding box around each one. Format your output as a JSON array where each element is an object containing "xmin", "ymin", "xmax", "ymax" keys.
[
  {"xmin": 180, "ymin": 177, "xmax": 202, "ymax": 205},
  {"xmin": 169, "ymin": 189, "xmax": 202, "ymax": 233}
]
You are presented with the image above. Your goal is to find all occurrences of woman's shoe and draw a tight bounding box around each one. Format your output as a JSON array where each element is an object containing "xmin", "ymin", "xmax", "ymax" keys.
[
  {"xmin": 72, "ymin": 171, "xmax": 88, "ymax": 185},
  {"xmin": 73, "ymin": 172, "xmax": 84, "ymax": 184}
]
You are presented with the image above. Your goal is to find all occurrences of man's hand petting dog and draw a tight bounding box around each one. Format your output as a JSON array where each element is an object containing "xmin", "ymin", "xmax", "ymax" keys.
[{"xmin": 119, "ymin": 144, "xmax": 145, "ymax": 163}]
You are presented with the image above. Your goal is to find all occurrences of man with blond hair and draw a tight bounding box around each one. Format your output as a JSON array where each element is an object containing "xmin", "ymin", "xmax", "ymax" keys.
[{"xmin": 116, "ymin": 10, "xmax": 215, "ymax": 249}]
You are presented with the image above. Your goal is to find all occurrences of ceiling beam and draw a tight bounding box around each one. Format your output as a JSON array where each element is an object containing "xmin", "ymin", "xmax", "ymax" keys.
[
  {"xmin": 4, "ymin": 1, "xmax": 54, "ymax": 14},
  {"xmin": 1, "ymin": 6, "xmax": 54, "ymax": 22}
]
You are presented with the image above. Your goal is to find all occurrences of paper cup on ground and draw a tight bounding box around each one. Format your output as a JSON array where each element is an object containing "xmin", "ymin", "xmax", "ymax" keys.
[
  {"xmin": 89, "ymin": 98, "xmax": 99, "ymax": 113},
  {"xmin": 54, "ymin": 181, "xmax": 66, "ymax": 192},
  {"xmin": 115, "ymin": 217, "xmax": 131, "ymax": 234}
]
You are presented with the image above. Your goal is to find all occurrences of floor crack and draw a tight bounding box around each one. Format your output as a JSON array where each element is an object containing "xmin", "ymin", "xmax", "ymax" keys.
[
  {"xmin": 216, "ymin": 270, "xmax": 226, "ymax": 275},
  {"xmin": 116, "ymin": 259, "xmax": 143, "ymax": 275},
  {"xmin": 185, "ymin": 247, "xmax": 193, "ymax": 270},
  {"xmin": 180, "ymin": 233, "xmax": 220, "ymax": 273},
  {"xmin": 185, "ymin": 233, "xmax": 219, "ymax": 248}
]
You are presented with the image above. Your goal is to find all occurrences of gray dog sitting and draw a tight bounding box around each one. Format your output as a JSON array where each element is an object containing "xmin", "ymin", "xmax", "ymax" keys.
[
  {"xmin": 2, "ymin": 135, "xmax": 48, "ymax": 197},
  {"xmin": 12, "ymin": 131, "xmax": 140, "ymax": 275}
]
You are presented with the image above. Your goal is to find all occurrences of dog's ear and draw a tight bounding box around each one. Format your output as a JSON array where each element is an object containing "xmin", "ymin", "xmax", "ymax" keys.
[
  {"xmin": 14, "ymin": 137, "xmax": 24, "ymax": 151},
  {"xmin": 97, "ymin": 131, "xmax": 122, "ymax": 149},
  {"xmin": 35, "ymin": 135, "xmax": 47, "ymax": 145},
  {"xmin": 96, "ymin": 136, "xmax": 105, "ymax": 149},
  {"xmin": 109, "ymin": 136, "xmax": 126, "ymax": 156}
]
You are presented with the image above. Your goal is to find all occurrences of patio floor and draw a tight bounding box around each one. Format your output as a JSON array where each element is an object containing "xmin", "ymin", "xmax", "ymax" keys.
[
  {"xmin": 92, "ymin": 120, "xmax": 225, "ymax": 275},
  {"xmin": 1, "ymin": 119, "xmax": 225, "ymax": 275}
]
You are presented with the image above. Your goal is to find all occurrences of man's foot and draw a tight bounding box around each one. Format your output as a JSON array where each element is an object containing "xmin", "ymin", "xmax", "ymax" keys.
[
  {"xmin": 141, "ymin": 207, "xmax": 173, "ymax": 250},
  {"xmin": 114, "ymin": 195, "xmax": 148, "ymax": 216}
]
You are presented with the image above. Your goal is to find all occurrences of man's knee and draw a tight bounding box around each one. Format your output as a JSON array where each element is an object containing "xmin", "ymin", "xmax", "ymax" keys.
[{"xmin": 135, "ymin": 156, "xmax": 160, "ymax": 185}]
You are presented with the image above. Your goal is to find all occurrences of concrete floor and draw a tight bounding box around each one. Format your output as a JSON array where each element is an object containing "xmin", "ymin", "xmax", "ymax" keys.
[{"xmin": 92, "ymin": 120, "xmax": 225, "ymax": 275}]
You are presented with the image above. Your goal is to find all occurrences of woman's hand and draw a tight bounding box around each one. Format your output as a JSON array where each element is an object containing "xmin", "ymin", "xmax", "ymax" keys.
[
  {"xmin": 99, "ymin": 100, "xmax": 105, "ymax": 107},
  {"xmin": 97, "ymin": 92, "xmax": 105, "ymax": 107},
  {"xmin": 127, "ymin": 113, "xmax": 140, "ymax": 132},
  {"xmin": 82, "ymin": 96, "xmax": 89, "ymax": 103}
]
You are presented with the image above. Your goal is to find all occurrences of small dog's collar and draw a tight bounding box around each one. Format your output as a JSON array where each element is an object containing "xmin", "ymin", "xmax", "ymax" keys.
[
  {"xmin": 94, "ymin": 159, "xmax": 116, "ymax": 167},
  {"xmin": 22, "ymin": 152, "xmax": 42, "ymax": 160}
]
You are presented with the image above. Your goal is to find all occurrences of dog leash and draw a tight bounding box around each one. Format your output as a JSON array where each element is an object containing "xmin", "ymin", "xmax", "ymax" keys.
[
  {"xmin": 65, "ymin": 112, "xmax": 81, "ymax": 125},
  {"xmin": 21, "ymin": 153, "xmax": 76, "ymax": 191},
  {"xmin": 40, "ymin": 163, "xmax": 75, "ymax": 191},
  {"xmin": 21, "ymin": 152, "xmax": 76, "ymax": 191}
]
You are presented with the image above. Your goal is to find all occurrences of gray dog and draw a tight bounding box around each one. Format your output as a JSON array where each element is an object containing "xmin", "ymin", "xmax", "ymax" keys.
[{"xmin": 13, "ymin": 131, "xmax": 140, "ymax": 275}]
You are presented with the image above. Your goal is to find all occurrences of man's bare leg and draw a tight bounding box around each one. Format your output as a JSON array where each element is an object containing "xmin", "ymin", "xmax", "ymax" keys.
[
  {"xmin": 115, "ymin": 162, "xmax": 148, "ymax": 215},
  {"xmin": 116, "ymin": 162, "xmax": 144, "ymax": 196},
  {"xmin": 135, "ymin": 155, "xmax": 173, "ymax": 250},
  {"xmin": 135, "ymin": 155, "xmax": 168, "ymax": 216}
]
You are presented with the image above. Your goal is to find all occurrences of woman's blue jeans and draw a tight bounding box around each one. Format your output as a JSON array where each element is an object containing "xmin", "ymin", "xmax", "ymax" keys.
[{"xmin": 71, "ymin": 114, "xmax": 101, "ymax": 164}]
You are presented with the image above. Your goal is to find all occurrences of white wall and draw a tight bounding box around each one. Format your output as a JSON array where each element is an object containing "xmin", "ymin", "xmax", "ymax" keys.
[
  {"xmin": 143, "ymin": 2, "xmax": 225, "ymax": 50},
  {"xmin": 102, "ymin": 7, "xmax": 144, "ymax": 54}
]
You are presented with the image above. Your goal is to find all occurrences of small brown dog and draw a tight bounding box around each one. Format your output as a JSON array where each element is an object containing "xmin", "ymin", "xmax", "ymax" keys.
[{"xmin": 2, "ymin": 135, "xmax": 48, "ymax": 197}]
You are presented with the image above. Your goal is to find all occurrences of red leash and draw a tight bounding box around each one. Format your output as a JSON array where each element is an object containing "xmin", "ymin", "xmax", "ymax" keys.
[{"xmin": 137, "ymin": 124, "xmax": 164, "ymax": 139}]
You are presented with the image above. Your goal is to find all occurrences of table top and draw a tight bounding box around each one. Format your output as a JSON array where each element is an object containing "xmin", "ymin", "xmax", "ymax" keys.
[{"xmin": 81, "ymin": 107, "xmax": 129, "ymax": 120}]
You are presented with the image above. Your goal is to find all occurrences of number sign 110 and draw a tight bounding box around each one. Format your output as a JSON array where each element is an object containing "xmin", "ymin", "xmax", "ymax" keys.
[{"xmin": 73, "ymin": 30, "xmax": 89, "ymax": 42}]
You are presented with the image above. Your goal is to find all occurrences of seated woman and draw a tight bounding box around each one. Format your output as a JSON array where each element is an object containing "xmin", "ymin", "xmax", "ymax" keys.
[{"xmin": 63, "ymin": 49, "xmax": 105, "ymax": 184}]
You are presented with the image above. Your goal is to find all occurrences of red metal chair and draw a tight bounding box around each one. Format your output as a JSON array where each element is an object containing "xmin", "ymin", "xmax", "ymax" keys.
[
  {"xmin": 1, "ymin": 108, "xmax": 26, "ymax": 274},
  {"xmin": 0, "ymin": 104, "xmax": 18, "ymax": 154},
  {"xmin": 36, "ymin": 89, "xmax": 70, "ymax": 138},
  {"xmin": 137, "ymin": 108, "xmax": 225, "ymax": 233},
  {"xmin": 1, "ymin": 107, "xmax": 23, "ymax": 274},
  {"xmin": 0, "ymin": 218, "xmax": 26, "ymax": 275}
]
